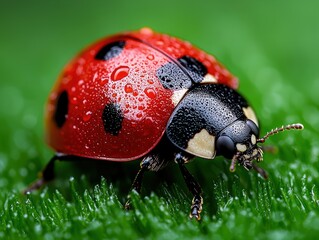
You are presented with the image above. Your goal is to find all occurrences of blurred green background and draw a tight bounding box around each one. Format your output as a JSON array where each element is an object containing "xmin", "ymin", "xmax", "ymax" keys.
[{"xmin": 0, "ymin": 0, "xmax": 318, "ymax": 239}]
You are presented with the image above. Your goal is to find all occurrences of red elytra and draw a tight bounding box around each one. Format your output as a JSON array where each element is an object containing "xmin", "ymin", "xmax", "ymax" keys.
[{"xmin": 46, "ymin": 28, "xmax": 238, "ymax": 161}]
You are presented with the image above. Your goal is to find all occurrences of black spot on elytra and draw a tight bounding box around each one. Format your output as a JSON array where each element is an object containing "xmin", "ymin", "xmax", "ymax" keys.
[
  {"xmin": 156, "ymin": 61, "xmax": 192, "ymax": 90},
  {"xmin": 95, "ymin": 41, "xmax": 125, "ymax": 60},
  {"xmin": 156, "ymin": 55, "xmax": 207, "ymax": 90},
  {"xmin": 178, "ymin": 56, "xmax": 207, "ymax": 83},
  {"xmin": 54, "ymin": 90, "xmax": 68, "ymax": 128},
  {"xmin": 102, "ymin": 103, "xmax": 123, "ymax": 135}
]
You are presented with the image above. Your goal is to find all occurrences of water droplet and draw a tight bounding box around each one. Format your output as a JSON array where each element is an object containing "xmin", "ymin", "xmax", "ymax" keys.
[
  {"xmin": 166, "ymin": 47, "xmax": 173, "ymax": 52},
  {"xmin": 49, "ymin": 92, "xmax": 57, "ymax": 100},
  {"xmin": 92, "ymin": 72, "xmax": 98, "ymax": 82},
  {"xmin": 136, "ymin": 113, "xmax": 143, "ymax": 118},
  {"xmin": 71, "ymin": 87, "xmax": 76, "ymax": 92},
  {"xmin": 112, "ymin": 93, "xmax": 117, "ymax": 98},
  {"xmin": 76, "ymin": 66, "xmax": 83, "ymax": 75},
  {"xmin": 124, "ymin": 83, "xmax": 133, "ymax": 93},
  {"xmin": 156, "ymin": 40, "xmax": 164, "ymax": 46},
  {"xmin": 147, "ymin": 54, "xmax": 154, "ymax": 60},
  {"xmin": 133, "ymin": 90, "xmax": 138, "ymax": 96},
  {"xmin": 140, "ymin": 27, "xmax": 153, "ymax": 35},
  {"xmin": 110, "ymin": 66, "xmax": 129, "ymax": 81},
  {"xmin": 144, "ymin": 88, "xmax": 156, "ymax": 99},
  {"xmin": 78, "ymin": 80, "xmax": 84, "ymax": 86},
  {"xmin": 147, "ymin": 79, "xmax": 154, "ymax": 84},
  {"xmin": 138, "ymin": 105, "xmax": 145, "ymax": 110},
  {"xmin": 62, "ymin": 77, "xmax": 69, "ymax": 84},
  {"xmin": 83, "ymin": 111, "xmax": 92, "ymax": 122},
  {"xmin": 99, "ymin": 77, "xmax": 108, "ymax": 86},
  {"xmin": 71, "ymin": 97, "xmax": 78, "ymax": 104}
]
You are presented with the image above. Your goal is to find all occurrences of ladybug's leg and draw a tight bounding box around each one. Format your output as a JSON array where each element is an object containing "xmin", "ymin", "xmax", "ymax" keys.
[
  {"xmin": 125, "ymin": 137, "xmax": 175, "ymax": 210},
  {"xmin": 23, "ymin": 153, "xmax": 78, "ymax": 194},
  {"xmin": 175, "ymin": 152, "xmax": 203, "ymax": 221},
  {"xmin": 23, "ymin": 154, "xmax": 60, "ymax": 194},
  {"xmin": 252, "ymin": 163, "xmax": 268, "ymax": 179},
  {"xmin": 124, "ymin": 152, "xmax": 172, "ymax": 210},
  {"xmin": 124, "ymin": 165, "xmax": 147, "ymax": 210}
]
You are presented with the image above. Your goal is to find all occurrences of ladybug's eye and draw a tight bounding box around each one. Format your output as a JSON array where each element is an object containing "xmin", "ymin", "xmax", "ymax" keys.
[
  {"xmin": 246, "ymin": 120, "xmax": 259, "ymax": 138},
  {"xmin": 216, "ymin": 135, "xmax": 236, "ymax": 159}
]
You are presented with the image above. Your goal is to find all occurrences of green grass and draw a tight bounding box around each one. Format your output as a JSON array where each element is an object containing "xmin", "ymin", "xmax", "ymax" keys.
[{"xmin": 1, "ymin": 0, "xmax": 319, "ymax": 239}]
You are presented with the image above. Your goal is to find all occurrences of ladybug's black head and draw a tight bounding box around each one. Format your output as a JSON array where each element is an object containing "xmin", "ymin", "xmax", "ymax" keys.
[
  {"xmin": 216, "ymin": 120, "xmax": 304, "ymax": 174},
  {"xmin": 216, "ymin": 119, "xmax": 261, "ymax": 169}
]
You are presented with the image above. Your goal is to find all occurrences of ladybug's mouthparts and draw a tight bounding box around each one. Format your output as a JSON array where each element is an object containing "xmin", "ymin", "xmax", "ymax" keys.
[
  {"xmin": 238, "ymin": 146, "xmax": 264, "ymax": 170},
  {"xmin": 230, "ymin": 146, "xmax": 263, "ymax": 172}
]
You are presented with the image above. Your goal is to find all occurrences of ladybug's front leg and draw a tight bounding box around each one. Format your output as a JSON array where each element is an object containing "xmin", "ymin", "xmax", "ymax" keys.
[
  {"xmin": 23, "ymin": 154, "xmax": 59, "ymax": 193},
  {"xmin": 124, "ymin": 166, "xmax": 146, "ymax": 210},
  {"xmin": 175, "ymin": 152, "xmax": 203, "ymax": 221},
  {"xmin": 23, "ymin": 153, "xmax": 82, "ymax": 194}
]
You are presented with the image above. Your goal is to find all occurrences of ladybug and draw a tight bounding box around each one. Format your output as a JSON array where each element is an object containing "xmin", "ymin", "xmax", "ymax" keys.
[{"xmin": 25, "ymin": 28, "xmax": 303, "ymax": 220}]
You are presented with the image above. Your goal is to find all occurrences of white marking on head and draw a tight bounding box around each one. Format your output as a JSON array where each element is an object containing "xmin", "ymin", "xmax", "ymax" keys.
[
  {"xmin": 236, "ymin": 143, "xmax": 247, "ymax": 152},
  {"xmin": 186, "ymin": 129, "xmax": 216, "ymax": 159},
  {"xmin": 251, "ymin": 134, "xmax": 257, "ymax": 145},
  {"xmin": 252, "ymin": 149, "xmax": 258, "ymax": 156},
  {"xmin": 171, "ymin": 89, "xmax": 188, "ymax": 106},
  {"xmin": 202, "ymin": 74, "xmax": 218, "ymax": 84},
  {"xmin": 243, "ymin": 107, "xmax": 258, "ymax": 126}
]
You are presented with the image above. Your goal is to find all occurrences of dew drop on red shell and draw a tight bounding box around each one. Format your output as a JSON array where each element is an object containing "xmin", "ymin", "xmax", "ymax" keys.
[
  {"xmin": 133, "ymin": 90, "xmax": 138, "ymax": 96},
  {"xmin": 147, "ymin": 79, "xmax": 154, "ymax": 84},
  {"xmin": 124, "ymin": 83, "xmax": 133, "ymax": 93},
  {"xmin": 138, "ymin": 105, "xmax": 145, "ymax": 110},
  {"xmin": 147, "ymin": 54, "xmax": 154, "ymax": 60},
  {"xmin": 110, "ymin": 66, "xmax": 130, "ymax": 81},
  {"xmin": 99, "ymin": 77, "xmax": 108, "ymax": 86},
  {"xmin": 71, "ymin": 97, "xmax": 78, "ymax": 104},
  {"xmin": 83, "ymin": 111, "xmax": 92, "ymax": 122},
  {"xmin": 144, "ymin": 88, "xmax": 156, "ymax": 99},
  {"xmin": 140, "ymin": 27, "xmax": 153, "ymax": 35},
  {"xmin": 156, "ymin": 40, "xmax": 164, "ymax": 46}
]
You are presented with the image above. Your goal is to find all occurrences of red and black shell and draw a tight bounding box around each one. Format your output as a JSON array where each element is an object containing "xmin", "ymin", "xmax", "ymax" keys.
[{"xmin": 46, "ymin": 28, "xmax": 239, "ymax": 161}]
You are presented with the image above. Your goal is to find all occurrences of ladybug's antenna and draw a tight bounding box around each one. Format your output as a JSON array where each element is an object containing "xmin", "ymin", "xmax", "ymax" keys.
[{"xmin": 257, "ymin": 123, "xmax": 304, "ymax": 143}]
